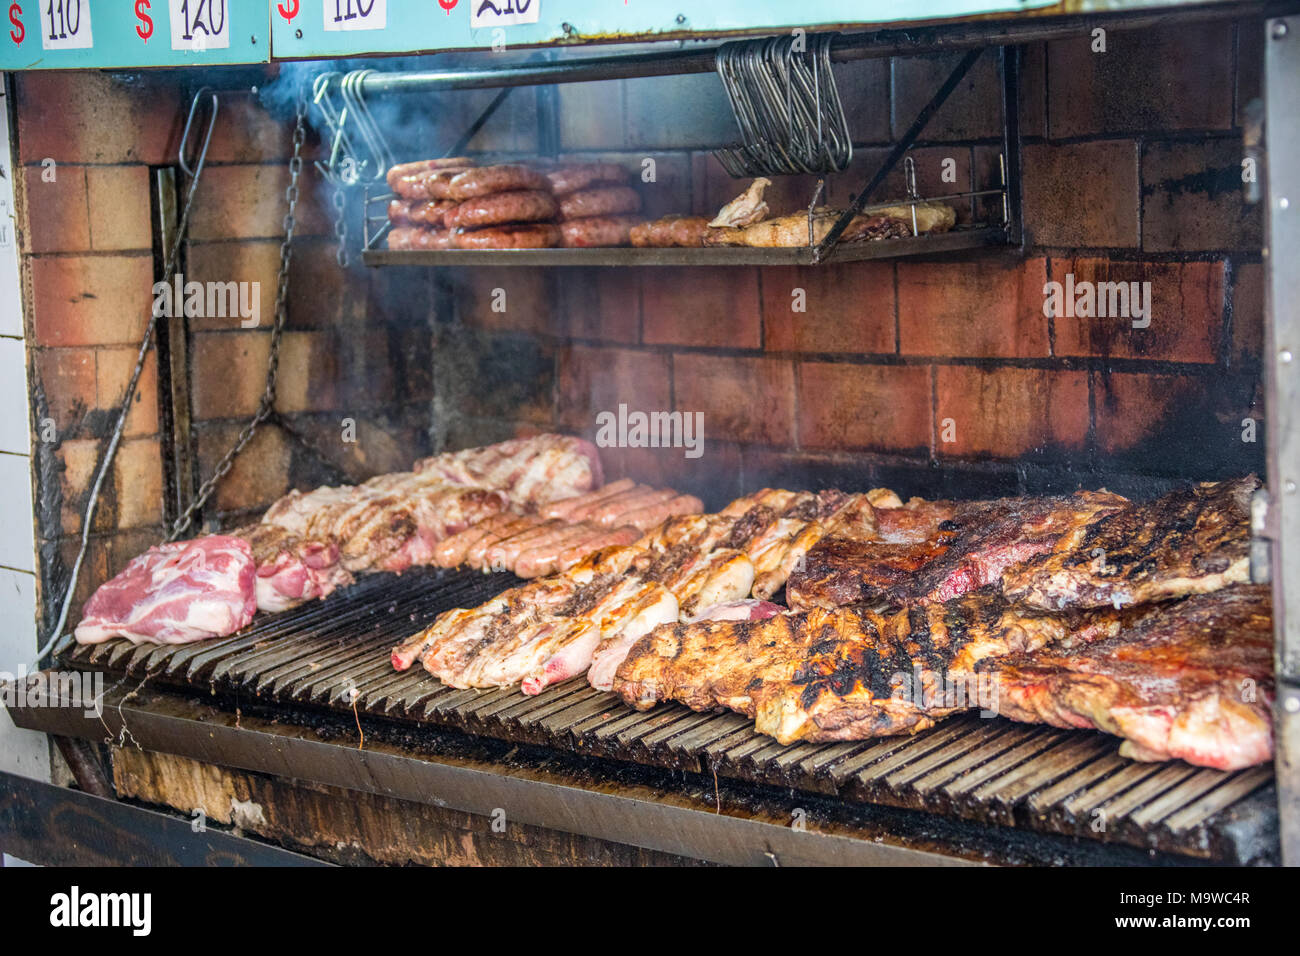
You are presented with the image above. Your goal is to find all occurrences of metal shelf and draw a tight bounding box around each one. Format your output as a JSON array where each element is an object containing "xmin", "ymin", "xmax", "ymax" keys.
[{"xmin": 360, "ymin": 227, "xmax": 1008, "ymax": 268}]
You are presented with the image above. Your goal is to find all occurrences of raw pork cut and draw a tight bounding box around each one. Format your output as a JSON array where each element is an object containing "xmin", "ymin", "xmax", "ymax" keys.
[{"xmin": 75, "ymin": 536, "xmax": 256, "ymax": 645}]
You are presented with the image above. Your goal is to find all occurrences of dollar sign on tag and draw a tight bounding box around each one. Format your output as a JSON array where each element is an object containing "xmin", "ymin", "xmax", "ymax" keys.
[
  {"xmin": 438, "ymin": 0, "xmax": 456, "ymax": 12},
  {"xmin": 277, "ymin": 0, "xmax": 299, "ymax": 23},
  {"xmin": 134, "ymin": 0, "xmax": 152, "ymax": 40},
  {"xmin": 8, "ymin": 2, "xmax": 22, "ymax": 44}
]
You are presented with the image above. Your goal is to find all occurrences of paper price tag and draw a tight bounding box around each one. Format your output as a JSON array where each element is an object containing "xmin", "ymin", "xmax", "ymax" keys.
[
  {"xmin": 323, "ymin": 0, "xmax": 385, "ymax": 31},
  {"xmin": 169, "ymin": 0, "xmax": 231, "ymax": 51},
  {"xmin": 38, "ymin": 0, "xmax": 92, "ymax": 50},
  {"xmin": 470, "ymin": 0, "xmax": 538, "ymax": 29}
]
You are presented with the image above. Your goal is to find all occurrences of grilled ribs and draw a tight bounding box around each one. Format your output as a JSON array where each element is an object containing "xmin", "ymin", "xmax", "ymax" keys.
[
  {"xmin": 786, "ymin": 492, "xmax": 1127, "ymax": 611},
  {"xmin": 614, "ymin": 586, "xmax": 1128, "ymax": 743},
  {"xmin": 1003, "ymin": 477, "xmax": 1256, "ymax": 610},
  {"xmin": 979, "ymin": 584, "xmax": 1274, "ymax": 769}
]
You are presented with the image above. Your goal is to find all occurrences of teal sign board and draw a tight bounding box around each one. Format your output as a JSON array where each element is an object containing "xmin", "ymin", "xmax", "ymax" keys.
[
  {"xmin": 270, "ymin": 0, "xmax": 1058, "ymax": 59},
  {"xmin": 0, "ymin": 0, "xmax": 268, "ymax": 69}
]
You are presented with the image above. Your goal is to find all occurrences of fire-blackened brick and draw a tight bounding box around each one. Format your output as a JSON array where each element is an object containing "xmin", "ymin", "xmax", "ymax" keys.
[
  {"xmin": 556, "ymin": 346, "xmax": 670, "ymax": 431},
  {"xmin": 762, "ymin": 263, "xmax": 895, "ymax": 355},
  {"xmin": 643, "ymin": 268, "xmax": 760, "ymax": 349},
  {"xmin": 1049, "ymin": 258, "xmax": 1225, "ymax": 364},
  {"xmin": 934, "ymin": 366, "xmax": 1089, "ymax": 460},
  {"xmin": 898, "ymin": 258, "xmax": 1050, "ymax": 358},
  {"xmin": 1141, "ymin": 140, "xmax": 1262, "ymax": 252},
  {"xmin": 1022, "ymin": 140, "xmax": 1140, "ymax": 248},
  {"xmin": 674, "ymin": 354, "xmax": 795, "ymax": 446},
  {"xmin": 1046, "ymin": 24, "xmax": 1234, "ymax": 137},
  {"xmin": 797, "ymin": 362, "xmax": 931, "ymax": 454}
]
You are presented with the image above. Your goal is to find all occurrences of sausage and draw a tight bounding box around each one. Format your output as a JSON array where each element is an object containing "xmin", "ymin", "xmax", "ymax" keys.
[
  {"xmin": 451, "ymin": 222, "xmax": 560, "ymax": 250},
  {"xmin": 559, "ymin": 215, "xmax": 639, "ymax": 248},
  {"xmin": 433, "ymin": 513, "xmax": 519, "ymax": 568},
  {"xmin": 385, "ymin": 157, "xmax": 475, "ymax": 193},
  {"xmin": 558, "ymin": 185, "xmax": 641, "ymax": 220},
  {"xmin": 444, "ymin": 189, "xmax": 558, "ymax": 230},
  {"xmin": 595, "ymin": 488, "xmax": 677, "ymax": 526},
  {"xmin": 629, "ymin": 215, "xmax": 709, "ymax": 247},
  {"xmin": 544, "ymin": 163, "xmax": 630, "ymax": 196},
  {"xmin": 539, "ymin": 478, "xmax": 636, "ymax": 520},
  {"xmin": 481, "ymin": 519, "xmax": 566, "ymax": 570},
  {"xmin": 391, "ymin": 166, "xmax": 475, "ymax": 200},
  {"xmin": 387, "ymin": 226, "xmax": 452, "ymax": 250},
  {"xmin": 388, "ymin": 199, "xmax": 415, "ymax": 225},
  {"xmin": 554, "ymin": 526, "xmax": 642, "ymax": 573},
  {"xmin": 618, "ymin": 494, "xmax": 705, "ymax": 531},
  {"xmin": 513, "ymin": 523, "xmax": 601, "ymax": 579},
  {"xmin": 447, "ymin": 164, "xmax": 549, "ymax": 201},
  {"xmin": 568, "ymin": 484, "xmax": 651, "ymax": 522},
  {"xmin": 465, "ymin": 516, "xmax": 535, "ymax": 566},
  {"xmin": 668, "ymin": 217, "xmax": 710, "ymax": 247}
]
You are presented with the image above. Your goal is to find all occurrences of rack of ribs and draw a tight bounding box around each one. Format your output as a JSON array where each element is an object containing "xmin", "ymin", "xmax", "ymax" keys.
[
  {"xmin": 786, "ymin": 491, "xmax": 1127, "ymax": 611},
  {"xmin": 978, "ymin": 583, "xmax": 1274, "ymax": 770},
  {"xmin": 614, "ymin": 586, "xmax": 1130, "ymax": 744},
  {"xmin": 1002, "ymin": 476, "xmax": 1257, "ymax": 610}
]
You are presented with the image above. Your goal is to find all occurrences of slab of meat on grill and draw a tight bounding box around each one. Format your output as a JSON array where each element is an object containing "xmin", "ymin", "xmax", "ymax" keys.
[
  {"xmin": 614, "ymin": 586, "xmax": 1128, "ymax": 744},
  {"xmin": 262, "ymin": 474, "xmax": 510, "ymax": 574},
  {"xmin": 232, "ymin": 523, "xmax": 355, "ymax": 612},
  {"xmin": 979, "ymin": 584, "xmax": 1274, "ymax": 770},
  {"xmin": 786, "ymin": 491, "xmax": 1127, "ymax": 611},
  {"xmin": 1002, "ymin": 476, "xmax": 1257, "ymax": 611},
  {"xmin": 413, "ymin": 433, "xmax": 603, "ymax": 508},
  {"xmin": 75, "ymin": 536, "xmax": 257, "ymax": 645}
]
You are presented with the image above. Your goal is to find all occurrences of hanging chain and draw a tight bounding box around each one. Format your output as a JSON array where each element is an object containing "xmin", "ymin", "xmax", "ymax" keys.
[
  {"xmin": 331, "ymin": 184, "xmax": 350, "ymax": 267},
  {"xmin": 166, "ymin": 91, "xmax": 309, "ymax": 542}
]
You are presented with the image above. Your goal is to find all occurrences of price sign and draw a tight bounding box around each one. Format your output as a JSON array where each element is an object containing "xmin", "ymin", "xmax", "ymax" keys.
[
  {"xmin": 469, "ymin": 0, "xmax": 539, "ymax": 29},
  {"xmin": 38, "ymin": 0, "xmax": 91, "ymax": 50},
  {"xmin": 322, "ymin": 0, "xmax": 385, "ymax": 32},
  {"xmin": 168, "ymin": 0, "xmax": 229, "ymax": 51}
]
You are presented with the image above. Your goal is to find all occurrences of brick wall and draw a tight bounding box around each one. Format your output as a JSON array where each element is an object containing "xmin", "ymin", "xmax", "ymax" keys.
[
  {"xmin": 14, "ymin": 70, "xmax": 436, "ymax": 627},
  {"xmin": 436, "ymin": 19, "xmax": 1267, "ymax": 509},
  {"xmin": 12, "ymin": 18, "xmax": 1269, "ymax": 628}
]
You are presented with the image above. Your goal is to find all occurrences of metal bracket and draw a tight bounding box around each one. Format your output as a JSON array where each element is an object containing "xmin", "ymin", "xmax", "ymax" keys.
[{"xmin": 814, "ymin": 47, "xmax": 983, "ymax": 261}]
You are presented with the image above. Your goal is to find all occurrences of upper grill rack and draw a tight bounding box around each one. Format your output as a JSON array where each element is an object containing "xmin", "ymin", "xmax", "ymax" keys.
[{"xmin": 59, "ymin": 566, "xmax": 1276, "ymax": 863}]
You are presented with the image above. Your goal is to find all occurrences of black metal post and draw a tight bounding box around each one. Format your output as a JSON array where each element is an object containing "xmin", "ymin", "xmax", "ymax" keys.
[{"xmin": 814, "ymin": 47, "xmax": 982, "ymax": 261}]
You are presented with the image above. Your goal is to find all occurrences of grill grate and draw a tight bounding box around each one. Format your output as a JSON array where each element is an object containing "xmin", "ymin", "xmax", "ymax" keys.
[{"xmin": 59, "ymin": 566, "xmax": 1277, "ymax": 862}]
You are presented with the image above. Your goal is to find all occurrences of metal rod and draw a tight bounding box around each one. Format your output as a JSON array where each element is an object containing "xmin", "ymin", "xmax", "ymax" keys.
[
  {"xmin": 815, "ymin": 48, "xmax": 982, "ymax": 261},
  {"xmin": 999, "ymin": 44, "xmax": 1024, "ymax": 246},
  {"xmin": 350, "ymin": 5, "xmax": 1284, "ymax": 95}
]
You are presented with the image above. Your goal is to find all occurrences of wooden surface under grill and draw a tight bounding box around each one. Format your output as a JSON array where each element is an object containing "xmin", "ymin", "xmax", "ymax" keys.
[{"xmin": 57, "ymin": 566, "xmax": 1278, "ymax": 863}]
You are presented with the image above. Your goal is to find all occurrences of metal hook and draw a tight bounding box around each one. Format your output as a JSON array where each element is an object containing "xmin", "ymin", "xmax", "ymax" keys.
[{"xmin": 179, "ymin": 87, "xmax": 219, "ymax": 179}]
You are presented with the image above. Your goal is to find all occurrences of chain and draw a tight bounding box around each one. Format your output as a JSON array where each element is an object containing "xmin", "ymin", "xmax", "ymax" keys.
[
  {"xmin": 166, "ymin": 91, "xmax": 309, "ymax": 542},
  {"xmin": 331, "ymin": 185, "xmax": 350, "ymax": 267}
]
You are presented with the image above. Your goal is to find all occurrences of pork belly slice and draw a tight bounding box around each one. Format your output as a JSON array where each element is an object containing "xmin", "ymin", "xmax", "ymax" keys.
[
  {"xmin": 413, "ymin": 433, "xmax": 604, "ymax": 508},
  {"xmin": 75, "ymin": 536, "xmax": 257, "ymax": 646},
  {"xmin": 1003, "ymin": 476, "xmax": 1257, "ymax": 611},
  {"xmin": 979, "ymin": 584, "xmax": 1274, "ymax": 770},
  {"xmin": 685, "ymin": 599, "xmax": 784, "ymax": 622},
  {"xmin": 786, "ymin": 491, "xmax": 1127, "ymax": 611},
  {"xmin": 663, "ymin": 548, "xmax": 756, "ymax": 619}
]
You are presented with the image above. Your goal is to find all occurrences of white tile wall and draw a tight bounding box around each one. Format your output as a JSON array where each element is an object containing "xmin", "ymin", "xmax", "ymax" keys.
[{"xmin": 0, "ymin": 82, "xmax": 49, "ymax": 782}]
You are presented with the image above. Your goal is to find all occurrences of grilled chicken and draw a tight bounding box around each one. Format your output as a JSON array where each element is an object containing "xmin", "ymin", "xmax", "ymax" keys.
[
  {"xmin": 1003, "ymin": 477, "xmax": 1257, "ymax": 610},
  {"xmin": 980, "ymin": 584, "xmax": 1274, "ymax": 769}
]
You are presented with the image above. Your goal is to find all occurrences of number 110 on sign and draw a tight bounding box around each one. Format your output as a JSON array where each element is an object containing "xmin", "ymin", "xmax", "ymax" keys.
[
  {"xmin": 324, "ymin": 0, "xmax": 385, "ymax": 31},
  {"xmin": 40, "ymin": 0, "xmax": 93, "ymax": 50}
]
